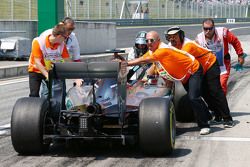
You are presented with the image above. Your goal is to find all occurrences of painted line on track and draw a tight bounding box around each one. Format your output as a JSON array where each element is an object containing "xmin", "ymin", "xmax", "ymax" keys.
[
  {"xmin": 0, "ymin": 130, "xmax": 8, "ymax": 135},
  {"xmin": 177, "ymin": 135, "xmax": 250, "ymax": 142},
  {"xmin": 0, "ymin": 124, "xmax": 10, "ymax": 136},
  {"xmin": 229, "ymin": 26, "xmax": 250, "ymax": 31},
  {"xmin": 117, "ymin": 23, "xmax": 250, "ymax": 29},
  {"xmin": 0, "ymin": 77, "xmax": 28, "ymax": 86},
  {"xmin": 0, "ymin": 123, "xmax": 10, "ymax": 129},
  {"xmin": 0, "ymin": 123, "xmax": 10, "ymax": 131}
]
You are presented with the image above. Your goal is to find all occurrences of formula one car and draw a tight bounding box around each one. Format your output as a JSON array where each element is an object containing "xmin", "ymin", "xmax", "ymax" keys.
[{"xmin": 11, "ymin": 61, "xmax": 176, "ymax": 156}]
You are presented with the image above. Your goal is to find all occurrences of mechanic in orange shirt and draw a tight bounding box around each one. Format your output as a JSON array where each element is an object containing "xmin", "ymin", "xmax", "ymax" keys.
[
  {"xmin": 165, "ymin": 26, "xmax": 234, "ymax": 128},
  {"xmin": 127, "ymin": 31, "xmax": 211, "ymax": 135},
  {"xmin": 28, "ymin": 23, "xmax": 71, "ymax": 97}
]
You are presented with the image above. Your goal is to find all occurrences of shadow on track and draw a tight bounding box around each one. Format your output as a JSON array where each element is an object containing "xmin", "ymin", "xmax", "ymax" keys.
[{"xmin": 38, "ymin": 139, "xmax": 192, "ymax": 158}]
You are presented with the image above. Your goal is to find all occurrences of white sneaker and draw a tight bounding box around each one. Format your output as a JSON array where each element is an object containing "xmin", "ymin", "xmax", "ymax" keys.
[{"xmin": 200, "ymin": 128, "xmax": 211, "ymax": 135}]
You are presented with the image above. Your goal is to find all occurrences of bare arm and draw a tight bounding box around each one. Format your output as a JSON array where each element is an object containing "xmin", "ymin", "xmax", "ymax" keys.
[
  {"xmin": 127, "ymin": 56, "xmax": 154, "ymax": 66},
  {"xmin": 146, "ymin": 64, "xmax": 156, "ymax": 75},
  {"xmin": 34, "ymin": 57, "xmax": 48, "ymax": 79}
]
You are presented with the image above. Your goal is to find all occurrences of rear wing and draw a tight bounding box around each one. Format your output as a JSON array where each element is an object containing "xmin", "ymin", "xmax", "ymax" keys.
[
  {"xmin": 50, "ymin": 62, "xmax": 119, "ymax": 79},
  {"xmin": 49, "ymin": 61, "xmax": 127, "ymax": 123}
]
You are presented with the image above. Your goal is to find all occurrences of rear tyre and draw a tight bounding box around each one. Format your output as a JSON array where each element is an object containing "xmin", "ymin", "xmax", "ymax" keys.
[
  {"xmin": 174, "ymin": 81, "xmax": 195, "ymax": 122},
  {"xmin": 139, "ymin": 97, "xmax": 175, "ymax": 155},
  {"xmin": 11, "ymin": 97, "xmax": 50, "ymax": 154}
]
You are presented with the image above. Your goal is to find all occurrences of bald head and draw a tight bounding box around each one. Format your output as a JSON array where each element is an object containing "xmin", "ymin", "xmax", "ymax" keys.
[
  {"xmin": 146, "ymin": 31, "xmax": 160, "ymax": 41},
  {"xmin": 146, "ymin": 31, "xmax": 161, "ymax": 52}
]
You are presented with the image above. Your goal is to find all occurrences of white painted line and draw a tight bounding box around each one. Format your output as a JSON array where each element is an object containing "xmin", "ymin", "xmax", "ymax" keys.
[
  {"xmin": 229, "ymin": 26, "xmax": 250, "ymax": 31},
  {"xmin": 0, "ymin": 123, "xmax": 10, "ymax": 128},
  {"xmin": 0, "ymin": 130, "xmax": 8, "ymax": 135},
  {"xmin": 117, "ymin": 23, "xmax": 250, "ymax": 29},
  {"xmin": 0, "ymin": 77, "xmax": 28, "ymax": 86},
  {"xmin": 0, "ymin": 64, "xmax": 28, "ymax": 69},
  {"xmin": 0, "ymin": 124, "xmax": 10, "ymax": 136},
  {"xmin": 177, "ymin": 135, "xmax": 250, "ymax": 142}
]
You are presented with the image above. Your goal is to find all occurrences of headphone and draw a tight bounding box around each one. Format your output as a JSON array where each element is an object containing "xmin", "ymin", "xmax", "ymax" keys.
[{"xmin": 178, "ymin": 30, "xmax": 185, "ymax": 43}]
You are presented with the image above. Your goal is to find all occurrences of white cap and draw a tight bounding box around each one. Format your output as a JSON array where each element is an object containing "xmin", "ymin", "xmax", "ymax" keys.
[{"xmin": 165, "ymin": 26, "xmax": 181, "ymax": 35}]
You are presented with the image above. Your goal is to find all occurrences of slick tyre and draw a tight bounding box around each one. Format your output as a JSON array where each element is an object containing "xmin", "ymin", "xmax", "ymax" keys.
[
  {"xmin": 139, "ymin": 97, "xmax": 176, "ymax": 155},
  {"xmin": 11, "ymin": 97, "xmax": 50, "ymax": 155},
  {"xmin": 174, "ymin": 81, "xmax": 195, "ymax": 122}
]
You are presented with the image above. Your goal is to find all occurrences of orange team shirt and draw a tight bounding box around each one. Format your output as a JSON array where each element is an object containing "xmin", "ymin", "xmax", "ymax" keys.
[
  {"xmin": 28, "ymin": 35, "xmax": 69, "ymax": 73},
  {"xmin": 182, "ymin": 41, "xmax": 216, "ymax": 74},
  {"xmin": 143, "ymin": 48, "xmax": 200, "ymax": 82}
]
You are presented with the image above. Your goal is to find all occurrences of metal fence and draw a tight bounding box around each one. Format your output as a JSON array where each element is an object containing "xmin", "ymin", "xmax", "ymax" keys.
[
  {"xmin": 0, "ymin": 0, "xmax": 249, "ymax": 20},
  {"xmin": 0, "ymin": 0, "xmax": 37, "ymax": 20},
  {"xmin": 66, "ymin": 0, "xmax": 249, "ymax": 19}
]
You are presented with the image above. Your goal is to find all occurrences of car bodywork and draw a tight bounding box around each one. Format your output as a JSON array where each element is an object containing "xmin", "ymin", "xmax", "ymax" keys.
[{"xmin": 11, "ymin": 61, "xmax": 176, "ymax": 155}]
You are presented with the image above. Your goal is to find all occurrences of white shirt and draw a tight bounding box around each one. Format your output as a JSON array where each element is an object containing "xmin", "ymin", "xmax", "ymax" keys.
[{"xmin": 127, "ymin": 47, "xmax": 136, "ymax": 61}]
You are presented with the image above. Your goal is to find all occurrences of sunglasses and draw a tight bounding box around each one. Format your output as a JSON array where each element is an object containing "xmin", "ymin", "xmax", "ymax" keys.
[
  {"xmin": 145, "ymin": 38, "xmax": 157, "ymax": 43},
  {"xmin": 203, "ymin": 26, "xmax": 214, "ymax": 31},
  {"xmin": 165, "ymin": 34, "xmax": 178, "ymax": 41}
]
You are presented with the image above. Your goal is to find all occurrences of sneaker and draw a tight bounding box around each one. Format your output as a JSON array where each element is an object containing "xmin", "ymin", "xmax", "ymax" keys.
[
  {"xmin": 223, "ymin": 120, "xmax": 235, "ymax": 128},
  {"xmin": 200, "ymin": 128, "xmax": 211, "ymax": 135},
  {"xmin": 208, "ymin": 112, "xmax": 213, "ymax": 121},
  {"xmin": 209, "ymin": 117, "xmax": 223, "ymax": 125},
  {"xmin": 214, "ymin": 116, "xmax": 222, "ymax": 122}
]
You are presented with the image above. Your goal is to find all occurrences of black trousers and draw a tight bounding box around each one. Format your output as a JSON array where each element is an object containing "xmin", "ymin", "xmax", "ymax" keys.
[
  {"xmin": 183, "ymin": 65, "xmax": 210, "ymax": 128},
  {"xmin": 29, "ymin": 72, "xmax": 66, "ymax": 109},
  {"xmin": 29, "ymin": 72, "xmax": 46, "ymax": 97},
  {"xmin": 202, "ymin": 61, "xmax": 232, "ymax": 121}
]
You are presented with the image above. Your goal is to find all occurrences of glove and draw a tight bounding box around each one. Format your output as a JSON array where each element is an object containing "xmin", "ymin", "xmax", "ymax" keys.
[
  {"xmin": 234, "ymin": 63, "xmax": 243, "ymax": 72},
  {"xmin": 243, "ymin": 53, "xmax": 248, "ymax": 57},
  {"xmin": 234, "ymin": 53, "xmax": 247, "ymax": 72}
]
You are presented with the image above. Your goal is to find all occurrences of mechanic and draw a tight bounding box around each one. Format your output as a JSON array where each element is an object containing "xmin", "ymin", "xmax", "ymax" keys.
[
  {"xmin": 126, "ymin": 31, "xmax": 211, "ymax": 135},
  {"xmin": 40, "ymin": 17, "xmax": 81, "ymax": 62},
  {"xmin": 195, "ymin": 18, "xmax": 246, "ymax": 95},
  {"xmin": 165, "ymin": 26, "xmax": 234, "ymax": 128},
  {"xmin": 40, "ymin": 17, "xmax": 83, "ymax": 98},
  {"xmin": 28, "ymin": 23, "xmax": 71, "ymax": 97}
]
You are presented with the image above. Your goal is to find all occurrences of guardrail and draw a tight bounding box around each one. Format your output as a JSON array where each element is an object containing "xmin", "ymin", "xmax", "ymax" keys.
[{"xmin": 82, "ymin": 18, "xmax": 250, "ymax": 26}]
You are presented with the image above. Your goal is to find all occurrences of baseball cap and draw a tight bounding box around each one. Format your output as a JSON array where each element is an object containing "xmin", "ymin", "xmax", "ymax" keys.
[{"xmin": 164, "ymin": 26, "xmax": 181, "ymax": 35}]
